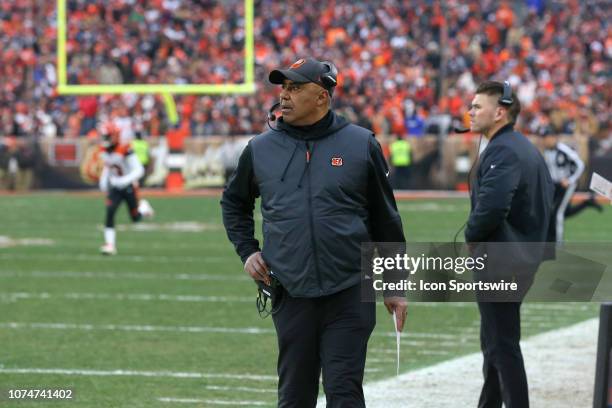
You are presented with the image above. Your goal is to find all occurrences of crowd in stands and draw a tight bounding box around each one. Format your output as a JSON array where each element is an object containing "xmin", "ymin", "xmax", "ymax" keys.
[{"xmin": 1, "ymin": 0, "xmax": 610, "ymax": 142}]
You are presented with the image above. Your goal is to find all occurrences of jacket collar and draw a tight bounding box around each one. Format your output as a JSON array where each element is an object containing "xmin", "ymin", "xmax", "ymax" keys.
[
  {"xmin": 277, "ymin": 111, "xmax": 349, "ymax": 141},
  {"xmin": 489, "ymin": 123, "xmax": 514, "ymax": 142}
]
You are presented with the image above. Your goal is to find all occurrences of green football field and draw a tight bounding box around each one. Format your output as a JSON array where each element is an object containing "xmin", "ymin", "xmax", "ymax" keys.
[{"xmin": 0, "ymin": 193, "xmax": 607, "ymax": 407}]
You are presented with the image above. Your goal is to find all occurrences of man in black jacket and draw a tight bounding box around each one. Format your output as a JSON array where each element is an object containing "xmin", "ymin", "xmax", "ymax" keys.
[
  {"xmin": 221, "ymin": 58, "xmax": 407, "ymax": 407},
  {"xmin": 465, "ymin": 81, "xmax": 553, "ymax": 408}
]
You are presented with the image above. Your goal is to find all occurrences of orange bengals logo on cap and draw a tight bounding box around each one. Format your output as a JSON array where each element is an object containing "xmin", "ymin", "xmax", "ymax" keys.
[
  {"xmin": 290, "ymin": 59, "xmax": 305, "ymax": 69},
  {"xmin": 331, "ymin": 157, "xmax": 343, "ymax": 166}
]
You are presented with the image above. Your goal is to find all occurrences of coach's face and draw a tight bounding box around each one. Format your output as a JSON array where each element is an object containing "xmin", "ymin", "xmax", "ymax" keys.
[
  {"xmin": 469, "ymin": 93, "xmax": 504, "ymax": 136},
  {"xmin": 279, "ymin": 80, "xmax": 328, "ymax": 126}
]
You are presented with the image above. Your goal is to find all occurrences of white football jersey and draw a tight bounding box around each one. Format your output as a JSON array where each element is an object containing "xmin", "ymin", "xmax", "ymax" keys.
[
  {"xmin": 99, "ymin": 144, "xmax": 144, "ymax": 191},
  {"xmin": 543, "ymin": 142, "xmax": 584, "ymax": 185}
]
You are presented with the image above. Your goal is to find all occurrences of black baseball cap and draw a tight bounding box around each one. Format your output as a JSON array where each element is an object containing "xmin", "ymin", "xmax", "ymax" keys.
[{"xmin": 269, "ymin": 58, "xmax": 332, "ymax": 89}]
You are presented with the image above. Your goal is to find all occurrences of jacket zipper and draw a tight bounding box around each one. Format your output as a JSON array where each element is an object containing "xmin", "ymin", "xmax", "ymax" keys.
[{"xmin": 305, "ymin": 141, "xmax": 323, "ymax": 294}]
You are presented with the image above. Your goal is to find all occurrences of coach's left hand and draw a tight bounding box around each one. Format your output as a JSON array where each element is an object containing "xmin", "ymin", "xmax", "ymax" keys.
[{"xmin": 384, "ymin": 296, "xmax": 408, "ymax": 332}]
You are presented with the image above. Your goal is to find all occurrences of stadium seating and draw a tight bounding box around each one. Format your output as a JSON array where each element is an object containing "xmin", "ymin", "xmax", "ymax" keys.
[{"xmin": 0, "ymin": 0, "xmax": 609, "ymax": 140}]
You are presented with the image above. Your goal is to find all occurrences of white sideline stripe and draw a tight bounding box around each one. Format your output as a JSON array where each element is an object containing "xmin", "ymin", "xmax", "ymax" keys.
[
  {"xmin": 367, "ymin": 358, "xmax": 396, "ymax": 363},
  {"xmin": 203, "ymin": 385, "xmax": 275, "ymax": 394},
  {"xmin": 159, "ymin": 397, "xmax": 269, "ymax": 406},
  {"xmin": 521, "ymin": 322, "xmax": 565, "ymax": 330},
  {"xmin": 0, "ymin": 254, "xmax": 226, "ymax": 263},
  {"xmin": 0, "ymin": 368, "xmax": 277, "ymax": 382},
  {"xmin": 413, "ymin": 350, "xmax": 453, "ymax": 356},
  {"xmin": 370, "ymin": 348, "xmax": 453, "ymax": 356},
  {"xmin": 0, "ymin": 292, "xmax": 253, "ymax": 303},
  {"xmin": 0, "ymin": 321, "xmax": 475, "ymax": 343},
  {"xmin": 0, "ymin": 322, "xmax": 275, "ymax": 335},
  {"xmin": 374, "ymin": 331, "xmax": 476, "ymax": 341},
  {"xmin": 0, "ymin": 270, "xmax": 248, "ymax": 282},
  {"xmin": 344, "ymin": 318, "xmax": 599, "ymax": 408},
  {"xmin": 374, "ymin": 338, "xmax": 463, "ymax": 348}
]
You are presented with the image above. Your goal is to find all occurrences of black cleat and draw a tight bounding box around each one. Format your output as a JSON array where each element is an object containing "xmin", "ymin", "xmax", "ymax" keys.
[{"xmin": 587, "ymin": 196, "xmax": 603, "ymax": 212}]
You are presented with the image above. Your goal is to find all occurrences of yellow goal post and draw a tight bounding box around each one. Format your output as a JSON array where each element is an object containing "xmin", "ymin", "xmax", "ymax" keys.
[{"xmin": 55, "ymin": 0, "xmax": 256, "ymax": 123}]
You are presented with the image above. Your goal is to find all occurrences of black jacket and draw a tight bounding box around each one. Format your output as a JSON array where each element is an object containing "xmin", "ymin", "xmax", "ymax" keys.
[
  {"xmin": 221, "ymin": 111, "xmax": 405, "ymax": 297},
  {"xmin": 465, "ymin": 124, "xmax": 554, "ymax": 266}
]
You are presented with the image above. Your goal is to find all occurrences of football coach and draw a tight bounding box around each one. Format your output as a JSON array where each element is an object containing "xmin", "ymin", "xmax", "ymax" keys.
[
  {"xmin": 221, "ymin": 58, "xmax": 407, "ymax": 407},
  {"xmin": 465, "ymin": 80, "xmax": 553, "ymax": 408}
]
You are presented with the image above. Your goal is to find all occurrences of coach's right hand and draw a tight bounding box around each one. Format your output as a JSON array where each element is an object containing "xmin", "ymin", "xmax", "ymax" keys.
[{"xmin": 244, "ymin": 251, "xmax": 270, "ymax": 285}]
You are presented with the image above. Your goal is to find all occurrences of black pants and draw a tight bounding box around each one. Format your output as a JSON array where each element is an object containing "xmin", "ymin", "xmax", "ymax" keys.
[
  {"xmin": 477, "ymin": 302, "xmax": 528, "ymax": 408},
  {"xmin": 105, "ymin": 186, "xmax": 141, "ymax": 228},
  {"xmin": 272, "ymin": 284, "xmax": 376, "ymax": 408},
  {"xmin": 392, "ymin": 166, "xmax": 411, "ymax": 190}
]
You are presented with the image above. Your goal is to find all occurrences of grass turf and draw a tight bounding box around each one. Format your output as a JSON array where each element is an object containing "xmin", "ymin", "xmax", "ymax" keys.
[{"xmin": 0, "ymin": 193, "xmax": 607, "ymax": 407}]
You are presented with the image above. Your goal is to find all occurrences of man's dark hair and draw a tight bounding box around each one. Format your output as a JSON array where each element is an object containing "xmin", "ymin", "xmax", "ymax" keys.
[{"xmin": 476, "ymin": 81, "xmax": 521, "ymax": 124}]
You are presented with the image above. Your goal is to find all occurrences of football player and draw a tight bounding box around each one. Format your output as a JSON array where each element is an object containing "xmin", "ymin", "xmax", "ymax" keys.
[
  {"xmin": 98, "ymin": 123, "xmax": 154, "ymax": 255},
  {"xmin": 541, "ymin": 128, "xmax": 602, "ymax": 243}
]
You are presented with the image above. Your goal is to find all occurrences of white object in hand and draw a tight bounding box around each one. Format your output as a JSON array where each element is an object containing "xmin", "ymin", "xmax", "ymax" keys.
[
  {"xmin": 590, "ymin": 172, "xmax": 612, "ymax": 202},
  {"xmin": 392, "ymin": 310, "xmax": 401, "ymax": 376}
]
